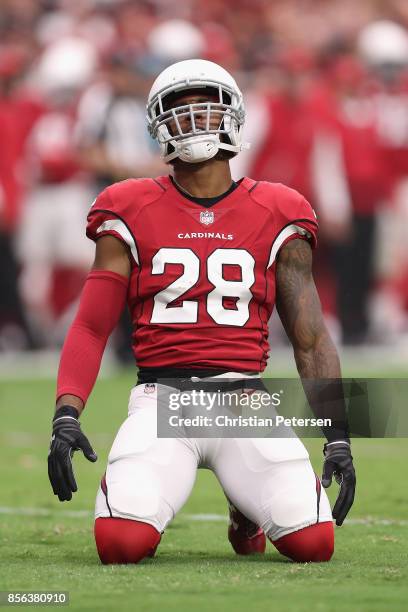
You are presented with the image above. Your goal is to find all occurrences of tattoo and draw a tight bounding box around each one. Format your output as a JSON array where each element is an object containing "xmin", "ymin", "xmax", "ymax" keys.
[{"xmin": 276, "ymin": 239, "xmax": 340, "ymax": 378}]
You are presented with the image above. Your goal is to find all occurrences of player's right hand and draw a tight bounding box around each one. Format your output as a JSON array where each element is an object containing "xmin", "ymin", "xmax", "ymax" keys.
[{"xmin": 48, "ymin": 406, "xmax": 97, "ymax": 502}]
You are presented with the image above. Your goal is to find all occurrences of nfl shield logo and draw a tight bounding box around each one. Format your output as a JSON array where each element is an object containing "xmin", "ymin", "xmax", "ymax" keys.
[
  {"xmin": 144, "ymin": 383, "xmax": 155, "ymax": 394},
  {"xmin": 200, "ymin": 210, "xmax": 214, "ymax": 226}
]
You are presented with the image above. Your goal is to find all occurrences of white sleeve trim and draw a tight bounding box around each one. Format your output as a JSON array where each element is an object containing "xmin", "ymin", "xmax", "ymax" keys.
[
  {"xmin": 267, "ymin": 224, "xmax": 311, "ymax": 268},
  {"xmin": 96, "ymin": 218, "xmax": 139, "ymax": 264}
]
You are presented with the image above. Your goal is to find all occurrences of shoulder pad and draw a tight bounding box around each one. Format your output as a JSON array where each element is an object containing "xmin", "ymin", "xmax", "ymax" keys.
[
  {"xmin": 104, "ymin": 178, "xmax": 165, "ymax": 216},
  {"xmin": 248, "ymin": 181, "xmax": 319, "ymax": 265},
  {"xmin": 249, "ymin": 180, "xmax": 317, "ymax": 223},
  {"xmin": 86, "ymin": 178, "xmax": 164, "ymax": 263}
]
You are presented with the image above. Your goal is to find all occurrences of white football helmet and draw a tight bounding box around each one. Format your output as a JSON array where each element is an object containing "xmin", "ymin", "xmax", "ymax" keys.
[
  {"xmin": 146, "ymin": 59, "xmax": 248, "ymax": 163},
  {"xmin": 358, "ymin": 20, "xmax": 408, "ymax": 66}
]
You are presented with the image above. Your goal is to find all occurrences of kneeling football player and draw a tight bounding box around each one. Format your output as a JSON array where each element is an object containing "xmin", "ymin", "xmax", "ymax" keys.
[{"xmin": 48, "ymin": 59, "xmax": 356, "ymax": 564}]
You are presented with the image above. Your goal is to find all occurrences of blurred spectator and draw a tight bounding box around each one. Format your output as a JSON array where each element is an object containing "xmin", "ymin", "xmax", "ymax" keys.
[
  {"xmin": 76, "ymin": 51, "xmax": 165, "ymax": 191},
  {"xmin": 246, "ymin": 49, "xmax": 317, "ymax": 202},
  {"xmin": 0, "ymin": 45, "xmax": 43, "ymax": 350},
  {"xmin": 309, "ymin": 52, "xmax": 388, "ymax": 344},
  {"xmin": 17, "ymin": 37, "xmax": 97, "ymax": 347},
  {"xmin": 358, "ymin": 21, "xmax": 408, "ymax": 340}
]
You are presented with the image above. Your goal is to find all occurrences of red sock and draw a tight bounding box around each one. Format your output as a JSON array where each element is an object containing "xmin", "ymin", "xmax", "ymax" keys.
[
  {"xmin": 272, "ymin": 521, "xmax": 334, "ymax": 562},
  {"xmin": 94, "ymin": 517, "xmax": 161, "ymax": 564}
]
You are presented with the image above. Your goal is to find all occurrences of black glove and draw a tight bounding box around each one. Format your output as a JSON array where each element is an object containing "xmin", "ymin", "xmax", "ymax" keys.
[
  {"xmin": 322, "ymin": 440, "xmax": 356, "ymax": 527},
  {"xmin": 48, "ymin": 406, "xmax": 97, "ymax": 502}
]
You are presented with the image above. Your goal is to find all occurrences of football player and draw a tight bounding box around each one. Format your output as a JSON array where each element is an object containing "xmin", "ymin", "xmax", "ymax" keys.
[{"xmin": 48, "ymin": 59, "xmax": 356, "ymax": 564}]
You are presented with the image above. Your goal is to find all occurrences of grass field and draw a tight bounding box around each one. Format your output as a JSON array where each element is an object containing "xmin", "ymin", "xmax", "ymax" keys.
[{"xmin": 1, "ymin": 370, "xmax": 408, "ymax": 611}]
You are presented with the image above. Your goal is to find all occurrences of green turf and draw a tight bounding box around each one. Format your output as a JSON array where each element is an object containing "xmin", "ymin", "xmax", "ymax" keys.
[{"xmin": 0, "ymin": 374, "xmax": 407, "ymax": 611}]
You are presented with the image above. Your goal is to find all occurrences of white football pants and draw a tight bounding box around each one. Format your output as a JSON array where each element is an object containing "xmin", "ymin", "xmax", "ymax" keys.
[{"xmin": 95, "ymin": 382, "xmax": 332, "ymax": 541}]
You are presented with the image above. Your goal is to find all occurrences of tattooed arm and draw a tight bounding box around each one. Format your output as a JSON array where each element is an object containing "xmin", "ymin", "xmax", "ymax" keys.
[
  {"xmin": 276, "ymin": 238, "xmax": 356, "ymax": 526},
  {"xmin": 276, "ymin": 238, "xmax": 340, "ymax": 379},
  {"xmin": 275, "ymin": 237, "xmax": 346, "ymax": 437}
]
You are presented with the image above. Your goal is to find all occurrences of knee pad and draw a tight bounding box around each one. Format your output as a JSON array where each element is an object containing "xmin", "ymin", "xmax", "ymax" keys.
[
  {"xmin": 271, "ymin": 521, "xmax": 334, "ymax": 563},
  {"xmin": 94, "ymin": 517, "xmax": 161, "ymax": 565}
]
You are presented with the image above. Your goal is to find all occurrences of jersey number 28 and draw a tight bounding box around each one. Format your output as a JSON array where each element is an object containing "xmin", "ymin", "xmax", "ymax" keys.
[{"xmin": 150, "ymin": 247, "xmax": 255, "ymax": 327}]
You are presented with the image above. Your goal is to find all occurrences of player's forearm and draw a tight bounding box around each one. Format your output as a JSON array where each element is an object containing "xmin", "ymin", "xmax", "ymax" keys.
[
  {"xmin": 276, "ymin": 239, "xmax": 348, "ymax": 441},
  {"xmin": 56, "ymin": 270, "xmax": 128, "ymax": 409},
  {"xmin": 56, "ymin": 317, "xmax": 112, "ymax": 407},
  {"xmin": 294, "ymin": 330, "xmax": 349, "ymax": 442}
]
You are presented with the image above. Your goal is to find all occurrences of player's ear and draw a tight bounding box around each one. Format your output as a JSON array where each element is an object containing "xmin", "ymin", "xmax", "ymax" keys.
[{"xmin": 167, "ymin": 143, "xmax": 176, "ymax": 157}]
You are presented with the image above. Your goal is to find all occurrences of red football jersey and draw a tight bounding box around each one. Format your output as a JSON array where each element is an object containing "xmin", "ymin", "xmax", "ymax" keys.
[{"xmin": 86, "ymin": 176, "xmax": 317, "ymax": 372}]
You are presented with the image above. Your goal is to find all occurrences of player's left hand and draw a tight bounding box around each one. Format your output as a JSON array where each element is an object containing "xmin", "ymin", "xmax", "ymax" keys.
[
  {"xmin": 48, "ymin": 406, "xmax": 97, "ymax": 502},
  {"xmin": 322, "ymin": 441, "xmax": 356, "ymax": 526}
]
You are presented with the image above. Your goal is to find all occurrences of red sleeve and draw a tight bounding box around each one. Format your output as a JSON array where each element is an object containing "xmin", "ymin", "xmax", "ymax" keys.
[
  {"xmin": 277, "ymin": 187, "xmax": 318, "ymax": 248},
  {"xmin": 291, "ymin": 195, "xmax": 318, "ymax": 249},
  {"xmin": 270, "ymin": 192, "xmax": 318, "ymax": 266},
  {"xmin": 56, "ymin": 270, "xmax": 128, "ymax": 404}
]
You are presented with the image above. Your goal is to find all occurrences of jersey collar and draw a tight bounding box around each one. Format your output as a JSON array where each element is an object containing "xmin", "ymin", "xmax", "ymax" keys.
[{"xmin": 155, "ymin": 175, "xmax": 254, "ymax": 209}]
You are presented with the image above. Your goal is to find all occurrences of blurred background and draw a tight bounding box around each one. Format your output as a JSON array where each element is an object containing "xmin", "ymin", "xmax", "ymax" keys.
[{"xmin": 2, "ymin": 0, "xmax": 408, "ymax": 373}]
